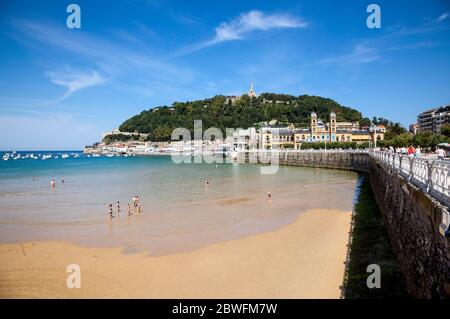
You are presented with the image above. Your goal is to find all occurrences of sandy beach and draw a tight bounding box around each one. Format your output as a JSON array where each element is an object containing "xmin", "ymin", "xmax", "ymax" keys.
[{"xmin": 0, "ymin": 209, "xmax": 351, "ymax": 298}]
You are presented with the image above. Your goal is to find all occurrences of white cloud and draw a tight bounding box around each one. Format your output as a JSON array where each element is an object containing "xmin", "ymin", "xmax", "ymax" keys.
[
  {"xmin": 47, "ymin": 69, "xmax": 106, "ymax": 101},
  {"xmin": 172, "ymin": 10, "xmax": 307, "ymax": 57},
  {"xmin": 212, "ymin": 10, "xmax": 307, "ymax": 44},
  {"xmin": 10, "ymin": 20, "xmax": 196, "ymax": 91},
  {"xmin": 437, "ymin": 12, "xmax": 449, "ymax": 22},
  {"xmin": 319, "ymin": 45, "xmax": 380, "ymax": 66}
]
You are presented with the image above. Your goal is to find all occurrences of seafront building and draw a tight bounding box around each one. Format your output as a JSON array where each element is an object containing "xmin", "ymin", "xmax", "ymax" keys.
[
  {"xmin": 86, "ymin": 111, "xmax": 385, "ymax": 154},
  {"xmin": 417, "ymin": 105, "xmax": 450, "ymax": 134},
  {"xmin": 260, "ymin": 112, "xmax": 385, "ymax": 150}
]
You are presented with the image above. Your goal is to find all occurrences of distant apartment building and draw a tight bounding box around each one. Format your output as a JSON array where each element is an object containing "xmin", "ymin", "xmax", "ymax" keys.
[
  {"xmin": 232, "ymin": 127, "xmax": 258, "ymax": 151},
  {"xmin": 417, "ymin": 105, "xmax": 450, "ymax": 134}
]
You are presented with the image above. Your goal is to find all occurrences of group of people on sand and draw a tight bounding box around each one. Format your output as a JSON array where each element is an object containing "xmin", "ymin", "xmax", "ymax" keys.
[
  {"xmin": 49, "ymin": 176, "xmax": 64, "ymax": 188},
  {"xmin": 108, "ymin": 195, "xmax": 142, "ymax": 219}
]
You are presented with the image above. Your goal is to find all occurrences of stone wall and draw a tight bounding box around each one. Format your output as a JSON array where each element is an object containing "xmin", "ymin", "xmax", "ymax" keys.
[
  {"xmin": 368, "ymin": 158, "xmax": 450, "ymax": 298},
  {"xmin": 239, "ymin": 151, "xmax": 450, "ymax": 298}
]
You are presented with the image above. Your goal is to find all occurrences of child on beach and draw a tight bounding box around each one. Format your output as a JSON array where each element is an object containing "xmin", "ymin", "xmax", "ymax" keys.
[{"xmin": 108, "ymin": 204, "xmax": 113, "ymax": 219}]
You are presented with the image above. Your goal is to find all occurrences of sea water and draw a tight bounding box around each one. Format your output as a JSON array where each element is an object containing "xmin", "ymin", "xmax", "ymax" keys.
[{"xmin": 0, "ymin": 152, "xmax": 358, "ymax": 255}]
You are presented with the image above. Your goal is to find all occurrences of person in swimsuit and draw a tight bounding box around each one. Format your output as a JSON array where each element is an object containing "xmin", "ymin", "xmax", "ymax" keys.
[
  {"xmin": 127, "ymin": 203, "xmax": 132, "ymax": 216},
  {"xmin": 108, "ymin": 204, "xmax": 113, "ymax": 219},
  {"xmin": 50, "ymin": 178, "xmax": 56, "ymax": 188},
  {"xmin": 267, "ymin": 191, "xmax": 272, "ymax": 200},
  {"xmin": 116, "ymin": 201, "xmax": 120, "ymax": 214},
  {"xmin": 137, "ymin": 202, "xmax": 141, "ymax": 214}
]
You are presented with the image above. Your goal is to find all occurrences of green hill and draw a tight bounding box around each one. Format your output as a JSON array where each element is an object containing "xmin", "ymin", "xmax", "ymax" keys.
[{"xmin": 118, "ymin": 93, "xmax": 368, "ymax": 141}]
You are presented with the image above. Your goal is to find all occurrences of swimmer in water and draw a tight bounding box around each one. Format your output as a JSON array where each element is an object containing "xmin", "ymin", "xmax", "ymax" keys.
[
  {"xmin": 108, "ymin": 204, "xmax": 113, "ymax": 219},
  {"xmin": 136, "ymin": 202, "xmax": 141, "ymax": 214}
]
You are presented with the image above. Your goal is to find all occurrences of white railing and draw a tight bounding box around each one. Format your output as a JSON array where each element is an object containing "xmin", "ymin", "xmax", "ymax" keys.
[{"xmin": 370, "ymin": 150, "xmax": 450, "ymax": 207}]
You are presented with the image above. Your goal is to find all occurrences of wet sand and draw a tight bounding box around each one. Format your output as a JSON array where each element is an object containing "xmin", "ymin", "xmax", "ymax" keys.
[{"xmin": 0, "ymin": 209, "xmax": 351, "ymax": 298}]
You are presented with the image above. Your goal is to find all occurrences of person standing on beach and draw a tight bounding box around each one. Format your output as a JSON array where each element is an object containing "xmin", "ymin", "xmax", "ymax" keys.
[
  {"xmin": 108, "ymin": 204, "xmax": 113, "ymax": 219},
  {"xmin": 61, "ymin": 176, "xmax": 64, "ymax": 184},
  {"xmin": 116, "ymin": 201, "xmax": 120, "ymax": 214},
  {"xmin": 132, "ymin": 195, "xmax": 137, "ymax": 207},
  {"xmin": 127, "ymin": 203, "xmax": 132, "ymax": 216},
  {"xmin": 50, "ymin": 178, "xmax": 56, "ymax": 188},
  {"xmin": 267, "ymin": 191, "xmax": 272, "ymax": 201},
  {"xmin": 137, "ymin": 202, "xmax": 142, "ymax": 214}
]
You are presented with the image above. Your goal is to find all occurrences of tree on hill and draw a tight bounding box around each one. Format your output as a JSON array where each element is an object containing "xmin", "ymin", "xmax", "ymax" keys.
[{"xmin": 118, "ymin": 94, "xmax": 364, "ymax": 141}]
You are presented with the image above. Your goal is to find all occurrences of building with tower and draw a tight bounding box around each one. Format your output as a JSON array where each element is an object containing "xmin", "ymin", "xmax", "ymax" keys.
[
  {"xmin": 248, "ymin": 82, "xmax": 257, "ymax": 97},
  {"xmin": 291, "ymin": 111, "xmax": 384, "ymax": 149}
]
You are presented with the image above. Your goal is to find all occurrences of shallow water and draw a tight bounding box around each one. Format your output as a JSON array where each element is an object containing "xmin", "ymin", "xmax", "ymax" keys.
[{"xmin": 0, "ymin": 152, "xmax": 358, "ymax": 255}]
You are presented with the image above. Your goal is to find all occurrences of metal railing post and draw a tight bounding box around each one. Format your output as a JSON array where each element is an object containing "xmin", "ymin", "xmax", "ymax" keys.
[{"xmin": 426, "ymin": 161, "xmax": 433, "ymax": 193}]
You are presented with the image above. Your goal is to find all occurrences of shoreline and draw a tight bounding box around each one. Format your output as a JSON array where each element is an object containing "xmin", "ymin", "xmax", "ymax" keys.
[{"xmin": 0, "ymin": 208, "xmax": 352, "ymax": 298}]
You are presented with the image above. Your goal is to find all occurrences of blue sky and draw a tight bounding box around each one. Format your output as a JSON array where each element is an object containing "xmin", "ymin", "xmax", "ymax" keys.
[{"xmin": 1, "ymin": 0, "xmax": 450, "ymax": 150}]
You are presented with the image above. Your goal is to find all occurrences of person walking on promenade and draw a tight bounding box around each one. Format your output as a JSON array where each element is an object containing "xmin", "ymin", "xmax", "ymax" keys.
[
  {"xmin": 436, "ymin": 147, "xmax": 446, "ymax": 160},
  {"xmin": 407, "ymin": 145, "xmax": 415, "ymax": 159},
  {"xmin": 415, "ymin": 147, "xmax": 421, "ymax": 157}
]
